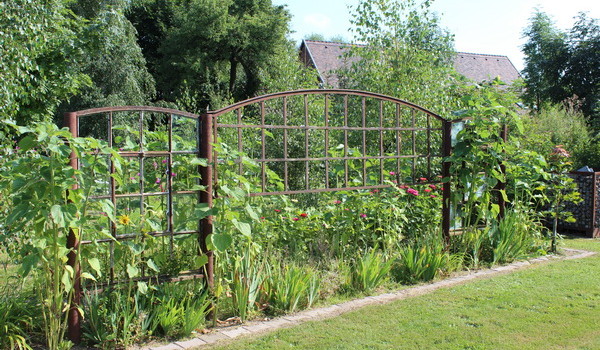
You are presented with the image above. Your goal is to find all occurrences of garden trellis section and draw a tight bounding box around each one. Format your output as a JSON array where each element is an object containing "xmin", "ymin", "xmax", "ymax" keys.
[{"xmin": 64, "ymin": 89, "xmax": 466, "ymax": 342}]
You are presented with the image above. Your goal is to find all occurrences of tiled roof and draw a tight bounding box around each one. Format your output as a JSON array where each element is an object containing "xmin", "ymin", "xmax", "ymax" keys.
[
  {"xmin": 453, "ymin": 52, "xmax": 521, "ymax": 84},
  {"xmin": 300, "ymin": 40, "xmax": 521, "ymax": 87}
]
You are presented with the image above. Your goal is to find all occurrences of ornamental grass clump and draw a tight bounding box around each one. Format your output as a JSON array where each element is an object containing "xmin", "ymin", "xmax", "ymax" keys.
[{"xmin": 350, "ymin": 249, "xmax": 393, "ymax": 293}]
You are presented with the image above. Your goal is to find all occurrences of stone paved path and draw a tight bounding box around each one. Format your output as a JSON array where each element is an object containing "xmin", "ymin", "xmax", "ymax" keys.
[{"xmin": 137, "ymin": 248, "xmax": 596, "ymax": 350}]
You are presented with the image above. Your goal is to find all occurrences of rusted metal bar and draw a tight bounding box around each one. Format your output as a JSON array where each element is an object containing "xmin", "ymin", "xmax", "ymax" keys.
[
  {"xmin": 64, "ymin": 111, "xmax": 82, "ymax": 344},
  {"xmin": 283, "ymin": 96, "xmax": 289, "ymax": 191},
  {"xmin": 108, "ymin": 111, "xmax": 117, "ymax": 283},
  {"xmin": 167, "ymin": 114, "xmax": 174, "ymax": 254},
  {"xmin": 90, "ymin": 190, "xmax": 199, "ymax": 200},
  {"xmin": 324, "ymin": 95, "xmax": 330, "ymax": 188},
  {"xmin": 261, "ymin": 102, "xmax": 266, "ymax": 192},
  {"xmin": 81, "ymin": 230, "xmax": 201, "ymax": 245},
  {"xmin": 116, "ymin": 150, "xmax": 198, "ymax": 157},
  {"xmin": 247, "ymin": 154, "xmax": 433, "ymax": 163},
  {"xmin": 396, "ymin": 104, "xmax": 401, "ymax": 177},
  {"xmin": 237, "ymin": 109, "xmax": 243, "ymax": 175},
  {"xmin": 427, "ymin": 114, "xmax": 432, "ymax": 178},
  {"xmin": 442, "ymin": 120, "xmax": 452, "ymax": 246},
  {"xmin": 75, "ymin": 106, "xmax": 199, "ymax": 118},
  {"xmin": 379, "ymin": 100, "xmax": 384, "ymax": 183},
  {"xmin": 210, "ymin": 89, "xmax": 445, "ymax": 122},
  {"xmin": 304, "ymin": 94, "xmax": 309, "ymax": 190},
  {"xmin": 344, "ymin": 95, "xmax": 349, "ymax": 187},
  {"xmin": 362, "ymin": 97, "xmax": 367, "ymax": 186},
  {"xmin": 411, "ymin": 109, "xmax": 416, "ymax": 181},
  {"xmin": 199, "ymin": 113, "xmax": 214, "ymax": 287}
]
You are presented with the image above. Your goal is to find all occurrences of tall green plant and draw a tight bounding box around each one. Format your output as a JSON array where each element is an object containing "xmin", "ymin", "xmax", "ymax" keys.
[{"xmin": 0, "ymin": 120, "xmax": 120, "ymax": 349}]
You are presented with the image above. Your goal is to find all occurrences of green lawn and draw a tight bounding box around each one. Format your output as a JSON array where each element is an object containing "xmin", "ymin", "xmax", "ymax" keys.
[{"xmin": 207, "ymin": 237, "xmax": 600, "ymax": 350}]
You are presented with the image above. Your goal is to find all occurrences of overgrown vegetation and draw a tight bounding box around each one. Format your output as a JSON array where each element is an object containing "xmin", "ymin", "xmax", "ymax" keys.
[{"xmin": 0, "ymin": 0, "xmax": 595, "ymax": 348}]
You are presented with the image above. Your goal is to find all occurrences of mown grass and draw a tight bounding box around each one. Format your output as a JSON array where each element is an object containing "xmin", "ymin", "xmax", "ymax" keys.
[{"xmin": 206, "ymin": 237, "xmax": 600, "ymax": 350}]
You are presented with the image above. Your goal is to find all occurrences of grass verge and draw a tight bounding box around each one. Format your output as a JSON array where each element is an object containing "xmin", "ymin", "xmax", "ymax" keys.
[{"xmin": 206, "ymin": 237, "xmax": 600, "ymax": 350}]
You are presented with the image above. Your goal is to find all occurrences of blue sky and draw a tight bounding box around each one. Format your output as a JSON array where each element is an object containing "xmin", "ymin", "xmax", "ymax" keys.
[{"xmin": 272, "ymin": 0, "xmax": 600, "ymax": 71}]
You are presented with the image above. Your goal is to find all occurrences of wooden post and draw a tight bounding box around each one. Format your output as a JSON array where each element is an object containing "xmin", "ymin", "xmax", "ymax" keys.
[
  {"xmin": 64, "ymin": 112, "xmax": 82, "ymax": 344},
  {"xmin": 199, "ymin": 113, "xmax": 214, "ymax": 287}
]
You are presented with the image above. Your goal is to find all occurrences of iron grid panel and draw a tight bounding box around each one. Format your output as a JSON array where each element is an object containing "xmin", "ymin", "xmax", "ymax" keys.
[
  {"xmin": 211, "ymin": 91, "xmax": 445, "ymax": 196},
  {"xmin": 73, "ymin": 108, "xmax": 205, "ymax": 286}
]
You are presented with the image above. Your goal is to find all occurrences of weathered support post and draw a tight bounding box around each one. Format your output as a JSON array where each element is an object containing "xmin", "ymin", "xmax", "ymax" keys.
[
  {"xmin": 496, "ymin": 124, "xmax": 508, "ymax": 220},
  {"xmin": 64, "ymin": 112, "xmax": 82, "ymax": 344},
  {"xmin": 199, "ymin": 113, "xmax": 214, "ymax": 287},
  {"xmin": 442, "ymin": 120, "xmax": 452, "ymax": 247}
]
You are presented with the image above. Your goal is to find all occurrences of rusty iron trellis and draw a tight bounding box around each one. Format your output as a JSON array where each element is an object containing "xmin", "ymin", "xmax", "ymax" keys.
[{"xmin": 64, "ymin": 89, "xmax": 459, "ymax": 343}]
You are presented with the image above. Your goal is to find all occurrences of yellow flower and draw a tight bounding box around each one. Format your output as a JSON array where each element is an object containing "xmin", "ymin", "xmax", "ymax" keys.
[{"xmin": 118, "ymin": 215, "xmax": 131, "ymax": 226}]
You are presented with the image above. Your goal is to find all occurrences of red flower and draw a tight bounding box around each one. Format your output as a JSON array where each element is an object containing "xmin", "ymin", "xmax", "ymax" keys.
[
  {"xmin": 360, "ymin": 213, "xmax": 367, "ymax": 218},
  {"xmin": 293, "ymin": 217, "xmax": 300, "ymax": 221},
  {"xmin": 300, "ymin": 213, "xmax": 308, "ymax": 218},
  {"xmin": 407, "ymin": 188, "xmax": 419, "ymax": 196},
  {"xmin": 429, "ymin": 184, "xmax": 437, "ymax": 190},
  {"xmin": 424, "ymin": 188, "xmax": 432, "ymax": 193},
  {"xmin": 275, "ymin": 209, "xmax": 281, "ymax": 213}
]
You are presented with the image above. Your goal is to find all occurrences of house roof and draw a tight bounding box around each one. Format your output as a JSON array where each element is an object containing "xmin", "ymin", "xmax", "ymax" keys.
[{"xmin": 300, "ymin": 40, "xmax": 521, "ymax": 87}]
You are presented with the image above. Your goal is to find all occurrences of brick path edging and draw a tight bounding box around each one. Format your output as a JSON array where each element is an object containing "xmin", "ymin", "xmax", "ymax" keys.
[{"xmin": 137, "ymin": 248, "xmax": 596, "ymax": 350}]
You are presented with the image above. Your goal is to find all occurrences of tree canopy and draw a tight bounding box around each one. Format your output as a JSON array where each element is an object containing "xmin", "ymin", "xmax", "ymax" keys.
[
  {"xmin": 522, "ymin": 10, "xmax": 600, "ymax": 124},
  {"xmin": 339, "ymin": 0, "xmax": 462, "ymax": 115}
]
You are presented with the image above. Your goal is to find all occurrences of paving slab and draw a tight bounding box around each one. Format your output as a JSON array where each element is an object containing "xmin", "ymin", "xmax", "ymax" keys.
[
  {"xmin": 173, "ymin": 338, "xmax": 207, "ymax": 348},
  {"xmin": 220, "ymin": 327, "xmax": 250, "ymax": 339}
]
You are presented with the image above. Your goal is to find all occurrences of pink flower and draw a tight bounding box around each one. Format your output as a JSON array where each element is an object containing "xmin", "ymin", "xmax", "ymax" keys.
[
  {"xmin": 400, "ymin": 185, "xmax": 409, "ymax": 189},
  {"xmin": 282, "ymin": 216, "xmax": 287, "ymax": 219},
  {"xmin": 162, "ymin": 159, "xmax": 168, "ymax": 163},
  {"xmin": 429, "ymin": 184, "xmax": 437, "ymax": 190},
  {"xmin": 360, "ymin": 213, "xmax": 367, "ymax": 218},
  {"xmin": 407, "ymin": 188, "xmax": 419, "ymax": 196},
  {"xmin": 333, "ymin": 200, "xmax": 342, "ymax": 204},
  {"xmin": 344, "ymin": 208, "xmax": 350, "ymax": 211},
  {"xmin": 260, "ymin": 217, "xmax": 265, "ymax": 220},
  {"xmin": 136, "ymin": 172, "xmax": 141, "ymax": 177},
  {"xmin": 275, "ymin": 209, "xmax": 281, "ymax": 213},
  {"xmin": 153, "ymin": 161, "xmax": 158, "ymax": 169},
  {"xmin": 155, "ymin": 178, "xmax": 161, "ymax": 184},
  {"xmin": 293, "ymin": 217, "xmax": 300, "ymax": 221},
  {"xmin": 130, "ymin": 177, "xmax": 135, "ymax": 181},
  {"xmin": 430, "ymin": 195, "xmax": 437, "ymax": 198},
  {"xmin": 424, "ymin": 188, "xmax": 432, "ymax": 193},
  {"xmin": 389, "ymin": 171, "xmax": 396, "ymax": 175},
  {"xmin": 171, "ymin": 172, "xmax": 176, "ymax": 177},
  {"xmin": 419, "ymin": 177, "xmax": 427, "ymax": 182}
]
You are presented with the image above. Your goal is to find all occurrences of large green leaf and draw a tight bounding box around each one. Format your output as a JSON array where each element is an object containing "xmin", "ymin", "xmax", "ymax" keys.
[{"xmin": 211, "ymin": 233, "xmax": 232, "ymax": 252}]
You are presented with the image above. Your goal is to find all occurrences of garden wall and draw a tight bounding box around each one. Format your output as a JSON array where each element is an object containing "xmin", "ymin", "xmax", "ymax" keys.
[{"xmin": 558, "ymin": 171, "xmax": 600, "ymax": 238}]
